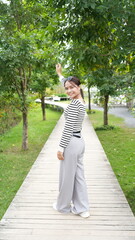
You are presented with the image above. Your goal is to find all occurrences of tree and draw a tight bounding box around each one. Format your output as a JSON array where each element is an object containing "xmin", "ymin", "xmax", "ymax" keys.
[
  {"xmin": 0, "ymin": 35, "xmax": 35, "ymax": 149},
  {"xmin": 92, "ymin": 68, "xmax": 121, "ymax": 125},
  {"xmin": 48, "ymin": 0, "xmax": 135, "ymax": 125},
  {"xmin": 30, "ymin": 33, "xmax": 60, "ymax": 120},
  {"xmin": 0, "ymin": 0, "xmax": 49, "ymax": 149},
  {"xmin": 31, "ymin": 68, "xmax": 58, "ymax": 121}
]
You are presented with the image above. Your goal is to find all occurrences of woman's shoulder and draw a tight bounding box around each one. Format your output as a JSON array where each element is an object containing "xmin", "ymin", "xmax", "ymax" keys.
[
  {"xmin": 66, "ymin": 99, "xmax": 79, "ymax": 112},
  {"xmin": 71, "ymin": 99, "xmax": 80, "ymax": 104},
  {"xmin": 71, "ymin": 99, "xmax": 85, "ymax": 107},
  {"xmin": 70, "ymin": 99, "xmax": 80, "ymax": 108}
]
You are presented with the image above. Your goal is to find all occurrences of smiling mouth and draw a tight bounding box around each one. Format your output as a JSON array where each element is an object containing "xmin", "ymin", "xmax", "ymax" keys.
[{"xmin": 68, "ymin": 94, "xmax": 73, "ymax": 97}]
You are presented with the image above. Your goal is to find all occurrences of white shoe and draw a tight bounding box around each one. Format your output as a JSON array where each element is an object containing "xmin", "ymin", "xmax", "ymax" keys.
[
  {"xmin": 79, "ymin": 211, "xmax": 90, "ymax": 218},
  {"xmin": 71, "ymin": 209, "xmax": 90, "ymax": 218},
  {"xmin": 71, "ymin": 209, "xmax": 78, "ymax": 215},
  {"xmin": 53, "ymin": 202, "xmax": 57, "ymax": 211}
]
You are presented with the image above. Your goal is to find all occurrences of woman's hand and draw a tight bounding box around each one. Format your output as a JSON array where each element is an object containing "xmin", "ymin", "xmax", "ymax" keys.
[
  {"xmin": 56, "ymin": 63, "xmax": 62, "ymax": 77},
  {"xmin": 57, "ymin": 151, "xmax": 64, "ymax": 160}
]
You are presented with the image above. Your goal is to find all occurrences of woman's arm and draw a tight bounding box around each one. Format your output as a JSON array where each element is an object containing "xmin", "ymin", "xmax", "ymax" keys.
[
  {"xmin": 56, "ymin": 63, "xmax": 62, "ymax": 77},
  {"xmin": 56, "ymin": 63, "xmax": 66, "ymax": 84},
  {"xmin": 59, "ymin": 102, "xmax": 79, "ymax": 149},
  {"xmin": 56, "ymin": 64, "xmax": 65, "ymax": 160}
]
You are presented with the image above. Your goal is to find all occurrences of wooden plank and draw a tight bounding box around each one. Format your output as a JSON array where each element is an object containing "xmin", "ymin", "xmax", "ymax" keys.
[
  {"xmin": 1, "ymin": 223, "xmax": 135, "ymax": 231},
  {"xmin": 8, "ymin": 202, "xmax": 130, "ymax": 208},
  {"xmin": 1, "ymin": 218, "xmax": 135, "ymax": 225},
  {"xmin": 0, "ymin": 235, "xmax": 135, "ymax": 240},
  {"xmin": 1, "ymin": 228, "xmax": 135, "ymax": 237},
  {"xmin": 5, "ymin": 206, "xmax": 133, "ymax": 214},
  {"xmin": 1, "ymin": 214, "xmax": 135, "ymax": 221}
]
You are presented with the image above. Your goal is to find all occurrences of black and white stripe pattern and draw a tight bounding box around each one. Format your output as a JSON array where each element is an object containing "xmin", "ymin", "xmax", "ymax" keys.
[{"xmin": 59, "ymin": 99, "xmax": 85, "ymax": 149}]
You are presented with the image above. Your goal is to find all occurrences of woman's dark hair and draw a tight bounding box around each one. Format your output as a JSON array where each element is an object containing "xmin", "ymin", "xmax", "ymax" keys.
[{"xmin": 64, "ymin": 76, "xmax": 84, "ymax": 99}]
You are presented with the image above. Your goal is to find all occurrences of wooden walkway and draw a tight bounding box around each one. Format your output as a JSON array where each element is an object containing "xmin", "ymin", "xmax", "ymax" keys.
[{"xmin": 0, "ymin": 113, "xmax": 135, "ymax": 240}]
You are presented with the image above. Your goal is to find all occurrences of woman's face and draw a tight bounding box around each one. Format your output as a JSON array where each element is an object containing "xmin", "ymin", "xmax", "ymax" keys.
[{"xmin": 64, "ymin": 81, "xmax": 80, "ymax": 99}]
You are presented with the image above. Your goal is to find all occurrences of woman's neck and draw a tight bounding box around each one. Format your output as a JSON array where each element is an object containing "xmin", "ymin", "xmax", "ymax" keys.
[{"xmin": 72, "ymin": 94, "xmax": 85, "ymax": 104}]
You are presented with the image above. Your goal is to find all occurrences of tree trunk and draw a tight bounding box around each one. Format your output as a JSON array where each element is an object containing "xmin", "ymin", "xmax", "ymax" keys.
[
  {"xmin": 104, "ymin": 95, "xmax": 109, "ymax": 125},
  {"xmin": 88, "ymin": 87, "xmax": 91, "ymax": 111},
  {"xmin": 41, "ymin": 95, "xmax": 46, "ymax": 120},
  {"xmin": 22, "ymin": 109, "xmax": 28, "ymax": 150},
  {"xmin": 18, "ymin": 67, "xmax": 28, "ymax": 150}
]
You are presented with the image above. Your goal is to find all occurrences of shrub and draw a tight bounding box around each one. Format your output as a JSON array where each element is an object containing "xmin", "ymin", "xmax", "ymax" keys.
[
  {"xmin": 0, "ymin": 97, "xmax": 21, "ymax": 134},
  {"xmin": 95, "ymin": 125, "xmax": 116, "ymax": 131}
]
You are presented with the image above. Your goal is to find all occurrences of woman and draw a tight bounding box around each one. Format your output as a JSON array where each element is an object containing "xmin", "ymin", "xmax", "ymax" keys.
[{"xmin": 53, "ymin": 64, "xmax": 90, "ymax": 218}]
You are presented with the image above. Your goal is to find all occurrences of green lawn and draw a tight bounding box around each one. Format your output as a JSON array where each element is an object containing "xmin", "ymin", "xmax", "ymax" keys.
[
  {"xmin": 89, "ymin": 110, "xmax": 135, "ymax": 215},
  {"xmin": 0, "ymin": 105, "xmax": 62, "ymax": 219}
]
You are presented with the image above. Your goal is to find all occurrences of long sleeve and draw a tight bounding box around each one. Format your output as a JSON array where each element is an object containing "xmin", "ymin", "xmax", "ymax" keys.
[
  {"xmin": 59, "ymin": 75, "xmax": 67, "ymax": 85},
  {"xmin": 57, "ymin": 75, "xmax": 66, "ymax": 152},
  {"xmin": 59, "ymin": 102, "xmax": 79, "ymax": 149}
]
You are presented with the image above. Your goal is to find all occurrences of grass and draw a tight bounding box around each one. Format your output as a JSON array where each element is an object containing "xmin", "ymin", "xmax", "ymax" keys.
[
  {"xmin": 89, "ymin": 110, "xmax": 135, "ymax": 215},
  {"xmin": 0, "ymin": 104, "xmax": 62, "ymax": 219}
]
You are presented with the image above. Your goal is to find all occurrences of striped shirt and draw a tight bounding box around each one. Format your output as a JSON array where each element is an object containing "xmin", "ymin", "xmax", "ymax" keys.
[
  {"xmin": 58, "ymin": 75, "xmax": 85, "ymax": 150},
  {"xmin": 59, "ymin": 98, "xmax": 85, "ymax": 149}
]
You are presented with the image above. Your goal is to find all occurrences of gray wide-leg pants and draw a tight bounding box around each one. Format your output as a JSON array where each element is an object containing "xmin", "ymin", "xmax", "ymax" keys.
[{"xmin": 56, "ymin": 136, "xmax": 89, "ymax": 214}]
